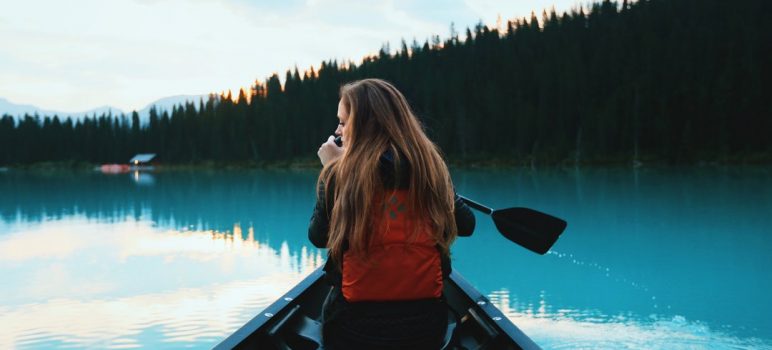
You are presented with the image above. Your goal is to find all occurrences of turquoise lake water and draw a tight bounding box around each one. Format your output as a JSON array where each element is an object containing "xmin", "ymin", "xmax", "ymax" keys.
[{"xmin": 0, "ymin": 167, "xmax": 770, "ymax": 349}]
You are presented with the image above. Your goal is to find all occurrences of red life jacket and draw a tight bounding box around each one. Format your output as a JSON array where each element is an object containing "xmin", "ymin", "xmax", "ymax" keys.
[{"xmin": 341, "ymin": 190, "xmax": 443, "ymax": 302}]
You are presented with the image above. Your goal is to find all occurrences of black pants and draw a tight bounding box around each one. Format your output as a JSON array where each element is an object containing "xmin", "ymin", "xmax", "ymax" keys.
[{"xmin": 321, "ymin": 287, "xmax": 447, "ymax": 350}]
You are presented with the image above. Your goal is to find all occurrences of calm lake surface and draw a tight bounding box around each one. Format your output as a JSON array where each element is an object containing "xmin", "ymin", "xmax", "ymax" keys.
[{"xmin": 1, "ymin": 167, "xmax": 770, "ymax": 349}]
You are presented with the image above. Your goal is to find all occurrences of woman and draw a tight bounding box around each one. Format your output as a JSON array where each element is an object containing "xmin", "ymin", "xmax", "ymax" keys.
[{"xmin": 309, "ymin": 79, "xmax": 475, "ymax": 349}]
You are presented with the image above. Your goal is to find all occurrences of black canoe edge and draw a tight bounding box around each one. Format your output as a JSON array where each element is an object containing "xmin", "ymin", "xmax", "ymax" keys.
[
  {"xmin": 446, "ymin": 270, "xmax": 541, "ymax": 350},
  {"xmin": 213, "ymin": 267, "xmax": 542, "ymax": 350},
  {"xmin": 213, "ymin": 268, "xmax": 326, "ymax": 350}
]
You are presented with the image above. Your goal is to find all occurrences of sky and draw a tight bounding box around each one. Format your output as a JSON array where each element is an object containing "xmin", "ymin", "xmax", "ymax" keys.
[{"xmin": 0, "ymin": 0, "xmax": 583, "ymax": 113}]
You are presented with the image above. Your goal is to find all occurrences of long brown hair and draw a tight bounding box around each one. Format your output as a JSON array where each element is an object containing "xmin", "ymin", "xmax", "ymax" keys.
[{"xmin": 318, "ymin": 79, "xmax": 458, "ymax": 265}]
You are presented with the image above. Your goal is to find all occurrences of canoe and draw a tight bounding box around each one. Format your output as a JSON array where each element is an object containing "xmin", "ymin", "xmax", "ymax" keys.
[{"xmin": 214, "ymin": 267, "xmax": 540, "ymax": 350}]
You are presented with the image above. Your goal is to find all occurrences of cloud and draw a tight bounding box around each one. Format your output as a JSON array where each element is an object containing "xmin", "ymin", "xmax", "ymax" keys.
[
  {"xmin": 0, "ymin": 0, "xmax": 586, "ymax": 112},
  {"xmin": 463, "ymin": 0, "xmax": 586, "ymax": 25},
  {"xmin": 0, "ymin": 0, "xmax": 452, "ymax": 112}
]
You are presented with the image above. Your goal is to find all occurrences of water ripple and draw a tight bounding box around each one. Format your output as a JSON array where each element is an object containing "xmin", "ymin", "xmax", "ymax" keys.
[
  {"xmin": 1, "ymin": 272, "xmax": 313, "ymax": 349},
  {"xmin": 499, "ymin": 303, "xmax": 772, "ymax": 350}
]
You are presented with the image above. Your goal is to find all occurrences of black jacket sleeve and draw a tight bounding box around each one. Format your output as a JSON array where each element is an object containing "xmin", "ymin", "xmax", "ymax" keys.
[
  {"xmin": 454, "ymin": 194, "xmax": 475, "ymax": 237},
  {"xmin": 308, "ymin": 180, "xmax": 333, "ymax": 249}
]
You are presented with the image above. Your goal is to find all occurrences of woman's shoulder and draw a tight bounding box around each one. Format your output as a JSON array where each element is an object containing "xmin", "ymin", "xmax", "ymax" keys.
[{"xmin": 379, "ymin": 149, "xmax": 410, "ymax": 188}]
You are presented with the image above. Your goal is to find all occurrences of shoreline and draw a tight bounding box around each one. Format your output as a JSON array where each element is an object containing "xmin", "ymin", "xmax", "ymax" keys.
[{"xmin": 2, "ymin": 154, "xmax": 772, "ymax": 172}]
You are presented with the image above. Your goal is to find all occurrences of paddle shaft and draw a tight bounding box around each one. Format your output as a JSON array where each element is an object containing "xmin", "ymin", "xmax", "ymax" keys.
[{"xmin": 458, "ymin": 195, "xmax": 493, "ymax": 215}]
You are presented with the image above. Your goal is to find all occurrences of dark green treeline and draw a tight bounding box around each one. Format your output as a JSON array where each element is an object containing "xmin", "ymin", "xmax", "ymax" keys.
[{"xmin": 1, "ymin": 0, "xmax": 770, "ymax": 166}]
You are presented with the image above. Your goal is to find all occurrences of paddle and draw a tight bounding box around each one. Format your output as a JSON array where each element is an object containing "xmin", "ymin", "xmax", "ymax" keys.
[
  {"xmin": 458, "ymin": 195, "xmax": 566, "ymax": 255},
  {"xmin": 333, "ymin": 136, "xmax": 566, "ymax": 254}
]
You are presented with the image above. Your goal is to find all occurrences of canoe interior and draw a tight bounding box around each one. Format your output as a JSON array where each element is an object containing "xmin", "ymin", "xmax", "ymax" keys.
[{"xmin": 214, "ymin": 267, "xmax": 540, "ymax": 350}]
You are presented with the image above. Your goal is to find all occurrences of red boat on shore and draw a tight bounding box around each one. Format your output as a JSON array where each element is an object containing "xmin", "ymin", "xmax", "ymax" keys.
[{"xmin": 99, "ymin": 164, "xmax": 130, "ymax": 173}]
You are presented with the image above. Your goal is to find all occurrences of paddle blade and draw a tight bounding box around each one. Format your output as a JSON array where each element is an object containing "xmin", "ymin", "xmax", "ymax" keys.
[{"xmin": 490, "ymin": 207, "xmax": 567, "ymax": 255}]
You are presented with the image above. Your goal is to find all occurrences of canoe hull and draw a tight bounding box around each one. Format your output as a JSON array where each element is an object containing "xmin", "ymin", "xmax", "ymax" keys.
[{"xmin": 214, "ymin": 267, "xmax": 540, "ymax": 350}]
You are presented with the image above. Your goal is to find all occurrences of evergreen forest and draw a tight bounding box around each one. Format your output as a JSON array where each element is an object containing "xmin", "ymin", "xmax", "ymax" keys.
[{"xmin": 1, "ymin": 0, "xmax": 770, "ymax": 166}]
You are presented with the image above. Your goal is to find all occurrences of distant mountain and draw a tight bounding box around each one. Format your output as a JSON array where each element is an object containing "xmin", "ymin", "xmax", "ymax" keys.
[
  {"xmin": 0, "ymin": 94, "xmax": 209, "ymax": 124},
  {"xmin": 134, "ymin": 94, "xmax": 209, "ymax": 124},
  {"xmin": 0, "ymin": 97, "xmax": 98, "ymax": 119},
  {"xmin": 74, "ymin": 106, "xmax": 126, "ymax": 120}
]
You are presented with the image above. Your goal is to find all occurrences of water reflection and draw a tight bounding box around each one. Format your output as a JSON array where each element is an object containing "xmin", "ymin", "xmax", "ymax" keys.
[
  {"xmin": 450, "ymin": 166, "xmax": 772, "ymax": 344},
  {"xmin": 0, "ymin": 170, "xmax": 318, "ymax": 251},
  {"xmin": 1, "ymin": 167, "xmax": 771, "ymax": 349},
  {"xmin": 0, "ymin": 219, "xmax": 323, "ymax": 349},
  {"xmin": 131, "ymin": 171, "xmax": 154, "ymax": 186},
  {"xmin": 488, "ymin": 288, "xmax": 768, "ymax": 349}
]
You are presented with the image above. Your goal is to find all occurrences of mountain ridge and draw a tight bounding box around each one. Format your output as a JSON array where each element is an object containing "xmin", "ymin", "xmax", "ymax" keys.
[{"xmin": 0, "ymin": 94, "xmax": 209, "ymax": 123}]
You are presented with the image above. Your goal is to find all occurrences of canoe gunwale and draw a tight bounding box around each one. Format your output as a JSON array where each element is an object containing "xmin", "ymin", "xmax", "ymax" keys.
[
  {"xmin": 447, "ymin": 270, "xmax": 541, "ymax": 350},
  {"xmin": 213, "ymin": 268, "xmax": 325, "ymax": 350}
]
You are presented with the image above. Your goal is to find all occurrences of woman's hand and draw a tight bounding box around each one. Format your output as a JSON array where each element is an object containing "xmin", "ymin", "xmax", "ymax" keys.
[{"xmin": 317, "ymin": 135, "xmax": 343, "ymax": 166}]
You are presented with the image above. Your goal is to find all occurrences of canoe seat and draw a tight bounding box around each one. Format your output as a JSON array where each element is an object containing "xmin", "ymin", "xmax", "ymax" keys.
[
  {"xmin": 267, "ymin": 304, "xmax": 324, "ymax": 350},
  {"xmin": 295, "ymin": 314, "xmax": 324, "ymax": 348},
  {"xmin": 270, "ymin": 305, "xmax": 456, "ymax": 350}
]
